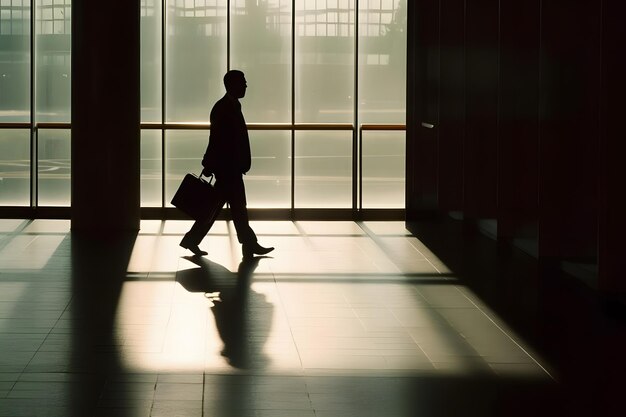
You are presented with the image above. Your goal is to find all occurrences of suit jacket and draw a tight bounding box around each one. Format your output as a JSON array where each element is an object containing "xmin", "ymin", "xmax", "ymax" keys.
[{"xmin": 202, "ymin": 94, "xmax": 251, "ymax": 175}]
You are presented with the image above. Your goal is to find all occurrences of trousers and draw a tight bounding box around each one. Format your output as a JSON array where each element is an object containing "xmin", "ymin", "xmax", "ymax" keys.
[{"xmin": 184, "ymin": 173, "xmax": 257, "ymax": 245}]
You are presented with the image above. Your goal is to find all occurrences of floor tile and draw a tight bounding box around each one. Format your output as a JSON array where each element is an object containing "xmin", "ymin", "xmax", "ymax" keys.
[{"xmin": 0, "ymin": 220, "xmax": 556, "ymax": 417}]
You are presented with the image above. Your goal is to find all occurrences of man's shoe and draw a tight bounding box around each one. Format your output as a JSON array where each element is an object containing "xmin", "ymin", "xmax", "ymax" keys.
[
  {"xmin": 242, "ymin": 243, "xmax": 274, "ymax": 259},
  {"xmin": 180, "ymin": 239, "xmax": 207, "ymax": 256}
]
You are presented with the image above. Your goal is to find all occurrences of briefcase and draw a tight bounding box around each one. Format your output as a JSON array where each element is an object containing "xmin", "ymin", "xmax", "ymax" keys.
[{"xmin": 171, "ymin": 173, "xmax": 225, "ymax": 221}]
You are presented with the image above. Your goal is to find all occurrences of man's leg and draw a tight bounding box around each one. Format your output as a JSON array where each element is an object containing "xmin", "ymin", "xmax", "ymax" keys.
[
  {"xmin": 219, "ymin": 174, "xmax": 257, "ymax": 245},
  {"xmin": 218, "ymin": 174, "xmax": 273, "ymax": 258},
  {"xmin": 180, "ymin": 216, "xmax": 213, "ymax": 255},
  {"xmin": 181, "ymin": 187, "xmax": 224, "ymax": 255},
  {"xmin": 183, "ymin": 217, "xmax": 213, "ymax": 245}
]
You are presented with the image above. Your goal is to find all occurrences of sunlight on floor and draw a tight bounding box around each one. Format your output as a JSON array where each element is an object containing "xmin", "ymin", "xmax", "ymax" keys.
[
  {"xmin": 0, "ymin": 219, "xmax": 550, "ymax": 377},
  {"xmin": 0, "ymin": 218, "xmax": 562, "ymax": 417},
  {"xmin": 112, "ymin": 220, "xmax": 550, "ymax": 378},
  {"xmin": 0, "ymin": 220, "xmax": 68, "ymax": 270}
]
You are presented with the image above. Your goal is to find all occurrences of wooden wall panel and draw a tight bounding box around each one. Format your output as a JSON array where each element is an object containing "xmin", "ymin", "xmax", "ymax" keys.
[
  {"xmin": 406, "ymin": 0, "xmax": 440, "ymax": 218},
  {"xmin": 463, "ymin": 0, "xmax": 499, "ymax": 219},
  {"xmin": 599, "ymin": 0, "xmax": 626, "ymax": 292},
  {"xmin": 497, "ymin": 0, "xmax": 540, "ymax": 239},
  {"xmin": 407, "ymin": 0, "xmax": 621, "ymax": 294},
  {"xmin": 538, "ymin": 0, "xmax": 601, "ymax": 259},
  {"xmin": 438, "ymin": 0, "xmax": 465, "ymax": 212}
]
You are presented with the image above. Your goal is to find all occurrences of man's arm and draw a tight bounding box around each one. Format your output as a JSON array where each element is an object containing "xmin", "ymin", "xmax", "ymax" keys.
[{"xmin": 203, "ymin": 98, "xmax": 234, "ymax": 174}]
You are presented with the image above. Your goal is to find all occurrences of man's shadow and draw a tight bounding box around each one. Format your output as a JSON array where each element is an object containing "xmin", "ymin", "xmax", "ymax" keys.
[{"xmin": 176, "ymin": 256, "xmax": 272, "ymax": 369}]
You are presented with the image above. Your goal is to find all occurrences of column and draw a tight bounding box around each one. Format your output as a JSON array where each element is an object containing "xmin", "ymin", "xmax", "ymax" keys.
[{"xmin": 71, "ymin": 1, "xmax": 140, "ymax": 233}]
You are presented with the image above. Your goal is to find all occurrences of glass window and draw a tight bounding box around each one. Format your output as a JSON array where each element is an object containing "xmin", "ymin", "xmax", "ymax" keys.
[
  {"xmin": 165, "ymin": 129, "xmax": 291, "ymax": 209},
  {"xmin": 166, "ymin": 0, "xmax": 227, "ymax": 123},
  {"xmin": 295, "ymin": 0, "xmax": 354, "ymax": 123},
  {"xmin": 295, "ymin": 130, "xmax": 352, "ymax": 208},
  {"xmin": 141, "ymin": 0, "xmax": 162, "ymax": 122},
  {"xmin": 358, "ymin": 0, "xmax": 406, "ymax": 124},
  {"xmin": 37, "ymin": 0, "xmax": 70, "ymax": 35},
  {"xmin": 36, "ymin": 0, "xmax": 71, "ymax": 123},
  {"xmin": 164, "ymin": 129, "xmax": 209, "ymax": 206},
  {"xmin": 361, "ymin": 130, "xmax": 404, "ymax": 208},
  {"xmin": 0, "ymin": 1, "xmax": 30, "ymax": 123},
  {"xmin": 38, "ymin": 129, "xmax": 70, "ymax": 206},
  {"xmin": 246, "ymin": 130, "xmax": 291, "ymax": 208},
  {"xmin": 0, "ymin": 0, "xmax": 407, "ymax": 210},
  {"xmin": 230, "ymin": 0, "xmax": 292, "ymax": 123},
  {"xmin": 358, "ymin": 0, "xmax": 405, "ymax": 209},
  {"xmin": 141, "ymin": 129, "xmax": 162, "ymax": 207},
  {"xmin": 0, "ymin": 129, "xmax": 30, "ymax": 206},
  {"xmin": 138, "ymin": 0, "xmax": 407, "ymax": 211}
]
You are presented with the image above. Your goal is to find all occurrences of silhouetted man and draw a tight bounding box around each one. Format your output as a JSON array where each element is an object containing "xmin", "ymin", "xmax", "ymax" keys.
[{"xmin": 180, "ymin": 70, "xmax": 274, "ymax": 259}]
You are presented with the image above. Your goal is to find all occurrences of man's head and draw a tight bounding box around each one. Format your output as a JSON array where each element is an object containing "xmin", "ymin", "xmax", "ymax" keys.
[{"xmin": 224, "ymin": 70, "xmax": 247, "ymax": 99}]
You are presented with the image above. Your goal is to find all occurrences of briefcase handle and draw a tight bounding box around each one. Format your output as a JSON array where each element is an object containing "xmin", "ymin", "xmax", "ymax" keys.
[{"xmin": 199, "ymin": 172, "xmax": 216, "ymax": 185}]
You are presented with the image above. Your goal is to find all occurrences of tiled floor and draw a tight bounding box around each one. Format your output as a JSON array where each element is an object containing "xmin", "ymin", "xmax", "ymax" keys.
[{"xmin": 0, "ymin": 219, "xmax": 555, "ymax": 417}]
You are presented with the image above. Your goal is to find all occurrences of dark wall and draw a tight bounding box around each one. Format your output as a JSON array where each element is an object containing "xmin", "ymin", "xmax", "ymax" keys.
[
  {"xmin": 498, "ymin": 0, "xmax": 540, "ymax": 239},
  {"xmin": 406, "ymin": 0, "xmax": 439, "ymax": 213},
  {"xmin": 464, "ymin": 0, "xmax": 499, "ymax": 219},
  {"xmin": 599, "ymin": 0, "xmax": 626, "ymax": 293},
  {"xmin": 437, "ymin": 0, "xmax": 465, "ymax": 212},
  {"xmin": 406, "ymin": 0, "xmax": 625, "ymax": 293},
  {"xmin": 538, "ymin": 0, "xmax": 601, "ymax": 259}
]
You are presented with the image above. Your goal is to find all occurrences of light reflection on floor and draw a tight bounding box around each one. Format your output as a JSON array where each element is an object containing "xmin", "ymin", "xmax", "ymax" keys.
[
  {"xmin": 115, "ymin": 220, "xmax": 550, "ymax": 377},
  {"xmin": 0, "ymin": 219, "xmax": 554, "ymax": 417}
]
